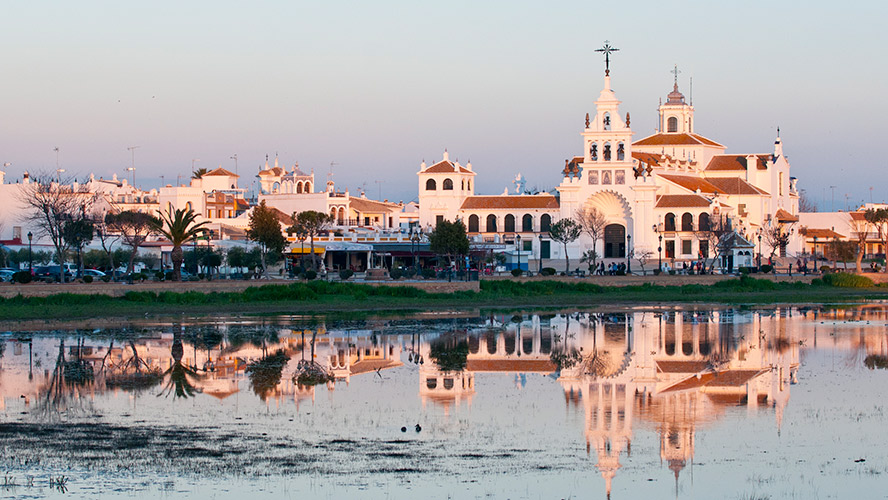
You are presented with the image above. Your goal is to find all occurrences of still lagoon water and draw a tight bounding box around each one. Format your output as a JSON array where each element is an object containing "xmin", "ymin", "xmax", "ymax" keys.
[{"xmin": 2, "ymin": 305, "xmax": 888, "ymax": 499}]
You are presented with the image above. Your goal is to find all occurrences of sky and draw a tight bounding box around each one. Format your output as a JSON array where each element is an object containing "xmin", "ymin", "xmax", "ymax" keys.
[{"xmin": 1, "ymin": 1, "xmax": 886, "ymax": 210}]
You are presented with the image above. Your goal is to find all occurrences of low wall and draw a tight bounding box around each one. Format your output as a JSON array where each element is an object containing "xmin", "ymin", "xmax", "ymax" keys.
[{"xmin": 0, "ymin": 278, "xmax": 479, "ymax": 298}]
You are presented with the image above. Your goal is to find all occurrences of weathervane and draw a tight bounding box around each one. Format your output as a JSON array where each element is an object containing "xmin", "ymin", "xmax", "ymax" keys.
[
  {"xmin": 595, "ymin": 41, "xmax": 619, "ymax": 76},
  {"xmin": 671, "ymin": 64, "xmax": 681, "ymax": 87}
]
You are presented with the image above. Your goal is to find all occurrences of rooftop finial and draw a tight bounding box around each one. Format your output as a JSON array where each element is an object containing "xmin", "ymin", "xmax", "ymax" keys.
[
  {"xmin": 671, "ymin": 64, "xmax": 681, "ymax": 91},
  {"xmin": 595, "ymin": 40, "xmax": 619, "ymax": 76}
]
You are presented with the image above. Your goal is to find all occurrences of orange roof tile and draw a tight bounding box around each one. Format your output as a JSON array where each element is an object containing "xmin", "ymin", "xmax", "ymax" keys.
[
  {"xmin": 660, "ymin": 372, "xmax": 717, "ymax": 393},
  {"xmin": 267, "ymin": 207, "xmax": 294, "ymax": 225},
  {"xmin": 349, "ymin": 197, "xmax": 400, "ymax": 214},
  {"xmin": 705, "ymin": 369, "xmax": 767, "ymax": 387},
  {"xmin": 801, "ymin": 228, "xmax": 845, "ymax": 239},
  {"xmin": 460, "ymin": 195, "xmax": 559, "ymax": 211},
  {"xmin": 655, "ymin": 194, "xmax": 712, "ymax": 208},
  {"xmin": 705, "ymin": 177, "xmax": 769, "ymax": 195},
  {"xmin": 465, "ymin": 359, "xmax": 556, "ymax": 372},
  {"xmin": 631, "ymin": 151, "xmax": 666, "ymax": 166},
  {"xmin": 660, "ymin": 174, "xmax": 724, "ymax": 194},
  {"xmin": 423, "ymin": 160, "xmax": 474, "ymax": 175},
  {"xmin": 705, "ymin": 155, "xmax": 771, "ymax": 171},
  {"xmin": 656, "ymin": 360, "xmax": 710, "ymax": 373},
  {"xmin": 350, "ymin": 359, "xmax": 403, "ymax": 375},
  {"xmin": 204, "ymin": 167, "xmax": 238, "ymax": 177},
  {"xmin": 258, "ymin": 167, "xmax": 285, "ymax": 176},
  {"xmin": 775, "ymin": 208, "xmax": 799, "ymax": 222},
  {"xmin": 633, "ymin": 133, "xmax": 724, "ymax": 147}
]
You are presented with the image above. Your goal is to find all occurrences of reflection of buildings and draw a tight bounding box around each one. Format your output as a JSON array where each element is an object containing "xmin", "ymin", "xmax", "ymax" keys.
[{"xmin": 556, "ymin": 310, "xmax": 801, "ymax": 498}]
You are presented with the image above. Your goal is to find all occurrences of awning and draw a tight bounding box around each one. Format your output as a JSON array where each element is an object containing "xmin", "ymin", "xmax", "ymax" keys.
[{"xmin": 289, "ymin": 247, "xmax": 326, "ymax": 255}]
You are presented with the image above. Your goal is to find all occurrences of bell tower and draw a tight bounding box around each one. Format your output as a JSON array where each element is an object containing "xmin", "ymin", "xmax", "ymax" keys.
[{"xmin": 658, "ymin": 65, "xmax": 695, "ymax": 134}]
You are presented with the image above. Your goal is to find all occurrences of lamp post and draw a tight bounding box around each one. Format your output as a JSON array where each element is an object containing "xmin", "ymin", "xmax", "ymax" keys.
[
  {"xmin": 538, "ymin": 233, "xmax": 543, "ymax": 275},
  {"xmin": 27, "ymin": 231, "xmax": 33, "ymax": 273},
  {"xmin": 757, "ymin": 232, "xmax": 763, "ymax": 268},
  {"xmin": 813, "ymin": 237, "xmax": 818, "ymax": 273},
  {"xmin": 626, "ymin": 233, "xmax": 632, "ymax": 274},
  {"xmin": 658, "ymin": 234, "xmax": 663, "ymax": 272},
  {"xmin": 516, "ymin": 234, "xmax": 522, "ymax": 277}
]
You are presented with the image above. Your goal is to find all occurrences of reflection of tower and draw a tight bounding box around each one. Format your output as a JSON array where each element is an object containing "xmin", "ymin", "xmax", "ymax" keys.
[
  {"xmin": 418, "ymin": 333, "xmax": 475, "ymax": 412},
  {"xmin": 585, "ymin": 380, "xmax": 634, "ymax": 500},
  {"xmin": 657, "ymin": 392, "xmax": 699, "ymax": 490}
]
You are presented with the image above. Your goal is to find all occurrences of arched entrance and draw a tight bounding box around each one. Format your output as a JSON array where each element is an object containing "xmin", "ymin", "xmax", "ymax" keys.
[{"xmin": 604, "ymin": 224, "xmax": 625, "ymax": 258}]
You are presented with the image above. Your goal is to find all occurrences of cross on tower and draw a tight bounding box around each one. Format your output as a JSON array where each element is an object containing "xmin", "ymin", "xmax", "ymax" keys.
[
  {"xmin": 595, "ymin": 41, "xmax": 619, "ymax": 76},
  {"xmin": 671, "ymin": 65, "xmax": 681, "ymax": 87}
]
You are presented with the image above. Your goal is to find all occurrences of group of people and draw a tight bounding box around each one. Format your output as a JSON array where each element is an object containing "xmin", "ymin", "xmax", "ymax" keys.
[{"xmin": 592, "ymin": 262, "xmax": 629, "ymax": 275}]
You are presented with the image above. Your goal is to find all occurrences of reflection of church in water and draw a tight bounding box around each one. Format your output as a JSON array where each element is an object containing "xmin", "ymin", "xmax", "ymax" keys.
[{"xmin": 408, "ymin": 310, "xmax": 800, "ymax": 499}]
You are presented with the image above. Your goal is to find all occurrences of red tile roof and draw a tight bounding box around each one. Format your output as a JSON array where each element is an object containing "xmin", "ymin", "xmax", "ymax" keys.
[
  {"xmin": 204, "ymin": 167, "xmax": 238, "ymax": 177},
  {"xmin": 801, "ymin": 228, "xmax": 845, "ymax": 239},
  {"xmin": 656, "ymin": 360, "xmax": 710, "ymax": 373},
  {"xmin": 631, "ymin": 152, "xmax": 666, "ymax": 166},
  {"xmin": 775, "ymin": 208, "xmax": 799, "ymax": 222},
  {"xmin": 465, "ymin": 359, "xmax": 556, "ymax": 372},
  {"xmin": 705, "ymin": 177, "xmax": 769, "ymax": 195},
  {"xmin": 460, "ymin": 195, "xmax": 559, "ymax": 210},
  {"xmin": 705, "ymin": 155, "xmax": 771, "ymax": 171},
  {"xmin": 350, "ymin": 198, "xmax": 400, "ymax": 213},
  {"xmin": 423, "ymin": 160, "xmax": 474, "ymax": 175},
  {"xmin": 350, "ymin": 359, "xmax": 403, "ymax": 375},
  {"xmin": 660, "ymin": 174, "xmax": 723, "ymax": 194},
  {"xmin": 655, "ymin": 194, "xmax": 712, "ymax": 208},
  {"xmin": 633, "ymin": 133, "xmax": 724, "ymax": 147}
]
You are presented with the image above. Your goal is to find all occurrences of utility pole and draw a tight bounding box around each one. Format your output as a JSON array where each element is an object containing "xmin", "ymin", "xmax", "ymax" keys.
[
  {"xmin": 53, "ymin": 147, "xmax": 64, "ymax": 183},
  {"xmin": 375, "ymin": 180, "xmax": 383, "ymax": 200},
  {"xmin": 126, "ymin": 146, "xmax": 140, "ymax": 186},
  {"xmin": 830, "ymin": 186, "xmax": 836, "ymax": 211},
  {"xmin": 230, "ymin": 154, "xmax": 238, "ymax": 178}
]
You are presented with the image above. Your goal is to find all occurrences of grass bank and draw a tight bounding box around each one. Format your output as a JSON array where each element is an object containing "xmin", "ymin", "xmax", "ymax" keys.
[{"xmin": 0, "ymin": 275, "xmax": 886, "ymax": 327}]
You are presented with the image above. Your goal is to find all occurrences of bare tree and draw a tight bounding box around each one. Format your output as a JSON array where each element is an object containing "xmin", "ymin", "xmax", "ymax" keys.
[
  {"xmin": 17, "ymin": 175, "xmax": 92, "ymax": 283},
  {"xmin": 633, "ymin": 249, "xmax": 654, "ymax": 275},
  {"xmin": 108, "ymin": 210, "xmax": 160, "ymax": 274},
  {"xmin": 575, "ymin": 207, "xmax": 607, "ymax": 270},
  {"xmin": 694, "ymin": 212, "xmax": 733, "ymax": 273},
  {"xmin": 763, "ymin": 223, "xmax": 795, "ymax": 261},
  {"xmin": 798, "ymin": 189, "xmax": 817, "ymax": 213},
  {"xmin": 94, "ymin": 212, "xmax": 121, "ymax": 278},
  {"xmin": 849, "ymin": 214, "xmax": 871, "ymax": 273},
  {"xmin": 865, "ymin": 208, "xmax": 888, "ymax": 273}
]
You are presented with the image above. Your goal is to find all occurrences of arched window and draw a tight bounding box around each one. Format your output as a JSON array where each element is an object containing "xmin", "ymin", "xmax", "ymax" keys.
[
  {"xmin": 185, "ymin": 201, "xmax": 193, "ymax": 212},
  {"xmin": 330, "ymin": 207, "xmax": 337, "ymax": 220},
  {"xmin": 540, "ymin": 214, "xmax": 552, "ymax": 232},
  {"xmin": 667, "ymin": 116, "xmax": 678, "ymax": 133},
  {"xmin": 305, "ymin": 182, "xmax": 311, "ymax": 193},
  {"xmin": 681, "ymin": 212, "xmax": 694, "ymax": 231},
  {"xmin": 296, "ymin": 182, "xmax": 303, "ymax": 194},
  {"xmin": 603, "ymin": 112, "xmax": 611, "ymax": 131},
  {"xmin": 272, "ymin": 182, "xmax": 280, "ymax": 194},
  {"xmin": 468, "ymin": 214, "xmax": 479, "ymax": 232},
  {"xmin": 504, "ymin": 214, "xmax": 515, "ymax": 233},
  {"xmin": 443, "ymin": 178, "xmax": 454, "ymax": 190},
  {"xmin": 699, "ymin": 213, "xmax": 711, "ymax": 231},
  {"xmin": 486, "ymin": 214, "xmax": 497, "ymax": 233},
  {"xmin": 665, "ymin": 213, "xmax": 676, "ymax": 232},
  {"xmin": 461, "ymin": 180, "xmax": 465, "ymax": 190},
  {"xmin": 603, "ymin": 143, "xmax": 612, "ymax": 161},
  {"xmin": 467, "ymin": 181, "xmax": 471, "ymax": 191},
  {"xmin": 426, "ymin": 179, "xmax": 436, "ymax": 190},
  {"xmin": 590, "ymin": 142, "xmax": 598, "ymax": 161},
  {"xmin": 522, "ymin": 214, "xmax": 533, "ymax": 232},
  {"xmin": 617, "ymin": 143, "xmax": 625, "ymax": 161}
]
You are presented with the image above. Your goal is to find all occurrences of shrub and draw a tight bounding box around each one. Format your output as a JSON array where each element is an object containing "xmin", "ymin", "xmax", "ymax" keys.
[
  {"xmin": 668, "ymin": 270, "xmax": 676, "ymax": 275},
  {"xmin": 339, "ymin": 269, "xmax": 354, "ymax": 280},
  {"xmin": 540, "ymin": 267, "xmax": 557, "ymax": 276},
  {"xmin": 820, "ymin": 265, "xmax": 832, "ymax": 274},
  {"xmin": 653, "ymin": 269, "xmax": 661, "ymax": 275},
  {"xmin": 810, "ymin": 278, "xmax": 824, "ymax": 286},
  {"xmin": 155, "ymin": 270, "xmax": 165, "ymax": 281},
  {"xmin": 82, "ymin": 275, "xmax": 93, "ymax": 284},
  {"xmin": 822, "ymin": 272, "xmax": 874, "ymax": 288},
  {"xmin": 390, "ymin": 267, "xmax": 404, "ymax": 280},
  {"xmin": 511, "ymin": 268, "xmax": 523, "ymax": 277},
  {"xmin": 760, "ymin": 264, "xmax": 773, "ymax": 274},
  {"xmin": 421, "ymin": 268, "xmax": 436, "ymax": 280},
  {"xmin": 12, "ymin": 271, "xmax": 32, "ymax": 284},
  {"xmin": 304, "ymin": 270, "xmax": 318, "ymax": 281}
]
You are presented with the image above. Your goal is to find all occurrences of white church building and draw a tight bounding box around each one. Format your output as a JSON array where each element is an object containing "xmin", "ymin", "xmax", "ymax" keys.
[{"xmin": 417, "ymin": 52, "xmax": 801, "ymax": 270}]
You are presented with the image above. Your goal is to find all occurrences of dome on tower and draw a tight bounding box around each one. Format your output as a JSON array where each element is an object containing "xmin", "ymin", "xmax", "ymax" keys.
[{"xmin": 666, "ymin": 83, "xmax": 686, "ymax": 105}]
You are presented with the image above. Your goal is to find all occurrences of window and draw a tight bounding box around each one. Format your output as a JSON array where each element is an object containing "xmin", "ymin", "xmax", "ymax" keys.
[
  {"xmin": 665, "ymin": 240, "xmax": 675, "ymax": 258},
  {"xmin": 588, "ymin": 171, "xmax": 599, "ymax": 185},
  {"xmin": 590, "ymin": 143, "xmax": 598, "ymax": 161},
  {"xmin": 698, "ymin": 213, "xmax": 711, "ymax": 231},
  {"xmin": 779, "ymin": 172, "xmax": 784, "ymax": 196},
  {"xmin": 522, "ymin": 214, "xmax": 533, "ymax": 232},
  {"xmin": 614, "ymin": 170, "xmax": 625, "ymax": 185},
  {"xmin": 540, "ymin": 214, "xmax": 552, "ymax": 232},
  {"xmin": 603, "ymin": 112, "xmax": 611, "ymax": 130},
  {"xmin": 617, "ymin": 143, "xmax": 625, "ymax": 161},
  {"xmin": 682, "ymin": 239, "xmax": 692, "ymax": 255},
  {"xmin": 426, "ymin": 179, "xmax": 436, "ymax": 190},
  {"xmin": 486, "ymin": 214, "xmax": 497, "ymax": 232},
  {"xmin": 467, "ymin": 181, "xmax": 471, "ymax": 191},
  {"xmin": 436, "ymin": 215, "xmax": 444, "ymax": 226},
  {"xmin": 667, "ymin": 116, "xmax": 678, "ymax": 133},
  {"xmin": 603, "ymin": 143, "xmax": 612, "ymax": 161},
  {"xmin": 185, "ymin": 201, "xmax": 193, "ymax": 211},
  {"xmin": 305, "ymin": 182, "xmax": 311, "ymax": 192},
  {"xmin": 681, "ymin": 213, "xmax": 694, "ymax": 231},
  {"xmin": 523, "ymin": 240, "xmax": 532, "ymax": 251},
  {"xmin": 296, "ymin": 182, "xmax": 303, "ymax": 194},
  {"xmin": 665, "ymin": 213, "xmax": 676, "ymax": 232},
  {"xmin": 504, "ymin": 214, "xmax": 515, "ymax": 233},
  {"xmin": 699, "ymin": 240, "xmax": 709, "ymax": 258},
  {"xmin": 443, "ymin": 178, "xmax": 454, "ymax": 190},
  {"xmin": 540, "ymin": 240, "xmax": 551, "ymax": 259},
  {"xmin": 602, "ymin": 171, "xmax": 612, "ymax": 184},
  {"xmin": 461, "ymin": 180, "xmax": 465, "ymax": 190},
  {"xmin": 468, "ymin": 214, "xmax": 479, "ymax": 232}
]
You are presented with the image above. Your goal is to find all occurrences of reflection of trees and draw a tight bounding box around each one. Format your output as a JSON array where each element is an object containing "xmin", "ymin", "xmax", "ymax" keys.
[
  {"xmin": 35, "ymin": 340, "xmax": 94, "ymax": 420},
  {"xmin": 159, "ymin": 332, "xmax": 202, "ymax": 398},
  {"xmin": 429, "ymin": 333, "xmax": 469, "ymax": 372},
  {"xmin": 293, "ymin": 330, "xmax": 332, "ymax": 387},
  {"xmin": 227, "ymin": 324, "xmax": 280, "ymax": 357},
  {"xmin": 864, "ymin": 355, "xmax": 888, "ymax": 370},
  {"xmin": 103, "ymin": 340, "xmax": 162, "ymax": 392},
  {"xmin": 247, "ymin": 349, "xmax": 290, "ymax": 400}
]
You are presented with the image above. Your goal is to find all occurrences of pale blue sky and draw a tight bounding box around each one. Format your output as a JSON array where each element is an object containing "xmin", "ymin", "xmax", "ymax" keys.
[{"xmin": 1, "ymin": 1, "xmax": 886, "ymax": 209}]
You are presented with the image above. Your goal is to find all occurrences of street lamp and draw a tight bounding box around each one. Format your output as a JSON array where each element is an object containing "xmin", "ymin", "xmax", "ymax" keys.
[
  {"xmin": 658, "ymin": 234, "xmax": 663, "ymax": 272},
  {"xmin": 538, "ymin": 233, "xmax": 543, "ymax": 275},
  {"xmin": 27, "ymin": 231, "xmax": 33, "ymax": 273},
  {"xmin": 516, "ymin": 234, "xmax": 522, "ymax": 277},
  {"xmin": 127, "ymin": 146, "xmax": 140, "ymax": 186},
  {"xmin": 626, "ymin": 233, "xmax": 632, "ymax": 274},
  {"xmin": 757, "ymin": 231, "xmax": 763, "ymax": 269}
]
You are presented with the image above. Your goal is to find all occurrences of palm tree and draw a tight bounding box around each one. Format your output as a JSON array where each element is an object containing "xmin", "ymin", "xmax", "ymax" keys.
[
  {"xmin": 153, "ymin": 207, "xmax": 210, "ymax": 281},
  {"xmin": 191, "ymin": 167, "xmax": 209, "ymax": 180}
]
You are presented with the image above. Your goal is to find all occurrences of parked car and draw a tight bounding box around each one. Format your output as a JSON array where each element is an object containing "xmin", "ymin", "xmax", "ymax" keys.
[
  {"xmin": 0, "ymin": 269, "xmax": 15, "ymax": 282},
  {"xmin": 34, "ymin": 265, "xmax": 74, "ymax": 282},
  {"xmin": 82, "ymin": 269, "xmax": 107, "ymax": 278}
]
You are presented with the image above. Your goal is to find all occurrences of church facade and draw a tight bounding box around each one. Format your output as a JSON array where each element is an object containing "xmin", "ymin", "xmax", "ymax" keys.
[{"xmin": 418, "ymin": 58, "xmax": 801, "ymax": 269}]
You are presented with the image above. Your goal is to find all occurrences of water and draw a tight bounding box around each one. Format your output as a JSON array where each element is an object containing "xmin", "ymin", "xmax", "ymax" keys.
[{"xmin": 2, "ymin": 306, "xmax": 888, "ymax": 499}]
